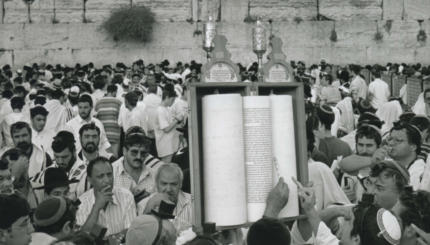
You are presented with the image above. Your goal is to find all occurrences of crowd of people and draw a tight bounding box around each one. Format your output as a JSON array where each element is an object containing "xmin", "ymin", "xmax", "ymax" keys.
[{"xmin": 0, "ymin": 58, "xmax": 430, "ymax": 245}]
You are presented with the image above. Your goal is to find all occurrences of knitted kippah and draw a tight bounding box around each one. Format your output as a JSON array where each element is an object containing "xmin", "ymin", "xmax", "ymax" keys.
[
  {"xmin": 34, "ymin": 197, "xmax": 67, "ymax": 227},
  {"xmin": 318, "ymin": 104, "xmax": 334, "ymax": 115}
]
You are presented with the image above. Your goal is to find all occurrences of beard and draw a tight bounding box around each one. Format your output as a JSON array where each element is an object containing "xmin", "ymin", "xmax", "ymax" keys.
[
  {"xmin": 79, "ymin": 111, "xmax": 90, "ymax": 120},
  {"xmin": 16, "ymin": 141, "xmax": 31, "ymax": 151},
  {"xmin": 83, "ymin": 142, "xmax": 97, "ymax": 153}
]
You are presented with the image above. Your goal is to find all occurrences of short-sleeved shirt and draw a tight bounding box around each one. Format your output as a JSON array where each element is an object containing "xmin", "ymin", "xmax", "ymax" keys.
[
  {"xmin": 76, "ymin": 187, "xmax": 137, "ymax": 236},
  {"xmin": 318, "ymin": 137, "xmax": 352, "ymax": 167}
]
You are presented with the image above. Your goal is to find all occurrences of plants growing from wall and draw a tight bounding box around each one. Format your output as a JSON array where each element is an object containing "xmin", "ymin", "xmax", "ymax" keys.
[
  {"xmin": 293, "ymin": 16, "xmax": 303, "ymax": 24},
  {"xmin": 102, "ymin": 6, "xmax": 155, "ymax": 42},
  {"xmin": 374, "ymin": 22, "xmax": 383, "ymax": 42},
  {"xmin": 330, "ymin": 22, "xmax": 337, "ymax": 42},
  {"xmin": 22, "ymin": 0, "xmax": 34, "ymax": 23},
  {"xmin": 417, "ymin": 20, "xmax": 427, "ymax": 43},
  {"xmin": 384, "ymin": 20, "xmax": 393, "ymax": 33}
]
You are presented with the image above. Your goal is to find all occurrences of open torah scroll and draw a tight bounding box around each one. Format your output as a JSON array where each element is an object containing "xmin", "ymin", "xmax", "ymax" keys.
[{"xmin": 202, "ymin": 94, "xmax": 299, "ymax": 226}]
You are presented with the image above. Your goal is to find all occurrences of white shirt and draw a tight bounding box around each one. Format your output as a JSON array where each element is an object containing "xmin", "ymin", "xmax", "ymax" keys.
[
  {"xmin": 118, "ymin": 105, "xmax": 144, "ymax": 133},
  {"xmin": 30, "ymin": 232, "xmax": 57, "ymax": 245},
  {"xmin": 154, "ymin": 106, "xmax": 180, "ymax": 157},
  {"xmin": 171, "ymin": 98, "xmax": 188, "ymax": 127},
  {"xmin": 64, "ymin": 116, "xmax": 111, "ymax": 154},
  {"xmin": 315, "ymin": 221, "xmax": 339, "ymax": 245},
  {"xmin": 143, "ymin": 94, "xmax": 161, "ymax": 138},
  {"xmin": 32, "ymin": 128, "xmax": 55, "ymax": 157},
  {"xmin": 368, "ymin": 78, "xmax": 390, "ymax": 110},
  {"xmin": 76, "ymin": 187, "xmax": 137, "ymax": 236}
]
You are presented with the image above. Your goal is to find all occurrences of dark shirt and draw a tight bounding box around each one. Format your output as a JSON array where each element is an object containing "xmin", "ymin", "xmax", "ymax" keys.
[{"xmin": 318, "ymin": 137, "xmax": 352, "ymax": 167}]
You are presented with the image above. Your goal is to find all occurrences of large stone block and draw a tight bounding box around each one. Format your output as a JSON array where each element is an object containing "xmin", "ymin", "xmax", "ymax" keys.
[
  {"xmin": 21, "ymin": 23, "xmax": 70, "ymax": 49},
  {"xmin": 54, "ymin": 0, "xmax": 83, "ymax": 23},
  {"xmin": 134, "ymin": 0, "xmax": 191, "ymax": 21},
  {"xmin": 382, "ymin": 0, "xmax": 403, "ymax": 20},
  {"xmin": 320, "ymin": 0, "xmax": 382, "ymax": 20},
  {"xmin": 404, "ymin": 0, "xmax": 430, "ymax": 20},
  {"xmin": 0, "ymin": 24, "xmax": 26, "ymax": 49},
  {"xmin": 0, "ymin": 49, "xmax": 14, "ymax": 66},
  {"xmin": 250, "ymin": 0, "xmax": 317, "ymax": 21}
]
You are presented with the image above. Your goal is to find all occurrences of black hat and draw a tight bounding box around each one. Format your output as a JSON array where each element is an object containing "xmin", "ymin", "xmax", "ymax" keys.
[
  {"xmin": 151, "ymin": 200, "xmax": 175, "ymax": 219},
  {"xmin": 35, "ymin": 168, "xmax": 78, "ymax": 190}
]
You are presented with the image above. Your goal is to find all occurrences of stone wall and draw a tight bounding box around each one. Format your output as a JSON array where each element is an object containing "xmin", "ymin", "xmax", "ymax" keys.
[{"xmin": 0, "ymin": 0, "xmax": 429, "ymax": 67}]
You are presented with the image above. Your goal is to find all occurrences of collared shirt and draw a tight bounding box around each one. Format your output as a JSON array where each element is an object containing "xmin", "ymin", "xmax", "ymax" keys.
[
  {"xmin": 111, "ymin": 155, "xmax": 163, "ymax": 196},
  {"xmin": 32, "ymin": 128, "xmax": 55, "ymax": 157},
  {"xmin": 76, "ymin": 187, "xmax": 137, "ymax": 236},
  {"xmin": 112, "ymin": 157, "xmax": 156, "ymax": 197},
  {"xmin": 138, "ymin": 191, "xmax": 193, "ymax": 233},
  {"xmin": 64, "ymin": 115, "xmax": 111, "ymax": 154},
  {"xmin": 172, "ymin": 191, "xmax": 193, "ymax": 232},
  {"xmin": 118, "ymin": 105, "xmax": 144, "ymax": 134}
]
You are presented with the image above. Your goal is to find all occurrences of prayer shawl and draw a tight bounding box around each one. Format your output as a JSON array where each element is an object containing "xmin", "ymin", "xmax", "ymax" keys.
[
  {"xmin": 336, "ymin": 97, "xmax": 355, "ymax": 134},
  {"xmin": 376, "ymin": 100, "xmax": 403, "ymax": 136},
  {"xmin": 309, "ymin": 159, "xmax": 350, "ymax": 210},
  {"xmin": 412, "ymin": 93, "xmax": 426, "ymax": 115},
  {"xmin": 290, "ymin": 159, "xmax": 350, "ymax": 245},
  {"xmin": 44, "ymin": 99, "xmax": 70, "ymax": 132}
]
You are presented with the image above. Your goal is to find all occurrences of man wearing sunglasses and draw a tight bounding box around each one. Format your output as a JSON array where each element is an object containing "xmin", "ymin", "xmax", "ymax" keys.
[{"xmin": 112, "ymin": 128, "xmax": 163, "ymax": 209}]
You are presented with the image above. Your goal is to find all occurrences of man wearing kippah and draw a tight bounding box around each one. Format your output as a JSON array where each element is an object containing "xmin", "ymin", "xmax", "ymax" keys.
[
  {"xmin": 314, "ymin": 104, "xmax": 352, "ymax": 167},
  {"xmin": 30, "ymin": 197, "xmax": 77, "ymax": 245},
  {"xmin": 0, "ymin": 195, "xmax": 34, "ymax": 245},
  {"xmin": 387, "ymin": 122, "xmax": 425, "ymax": 190}
]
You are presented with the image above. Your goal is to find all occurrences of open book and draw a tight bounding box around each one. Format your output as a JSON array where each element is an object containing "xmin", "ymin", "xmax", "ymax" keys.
[{"xmin": 202, "ymin": 93, "xmax": 299, "ymax": 226}]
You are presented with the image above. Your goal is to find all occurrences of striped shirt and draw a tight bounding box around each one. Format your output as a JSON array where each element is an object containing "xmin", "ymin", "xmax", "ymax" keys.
[
  {"xmin": 95, "ymin": 97, "xmax": 122, "ymax": 144},
  {"xmin": 76, "ymin": 187, "xmax": 137, "ymax": 236},
  {"xmin": 111, "ymin": 155, "xmax": 163, "ymax": 197}
]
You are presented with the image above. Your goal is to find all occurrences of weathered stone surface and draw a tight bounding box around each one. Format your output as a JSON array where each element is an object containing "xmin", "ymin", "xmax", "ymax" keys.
[
  {"xmin": 0, "ymin": 50, "xmax": 14, "ymax": 66},
  {"xmin": 382, "ymin": 0, "xmax": 404, "ymax": 20},
  {"xmin": 250, "ymin": 0, "xmax": 317, "ymax": 21},
  {"xmin": 134, "ymin": 0, "xmax": 191, "ymax": 21},
  {"xmin": 320, "ymin": 0, "xmax": 382, "ymax": 20},
  {"xmin": 0, "ymin": 20, "xmax": 430, "ymax": 67},
  {"xmin": 404, "ymin": 0, "xmax": 430, "ymax": 20}
]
